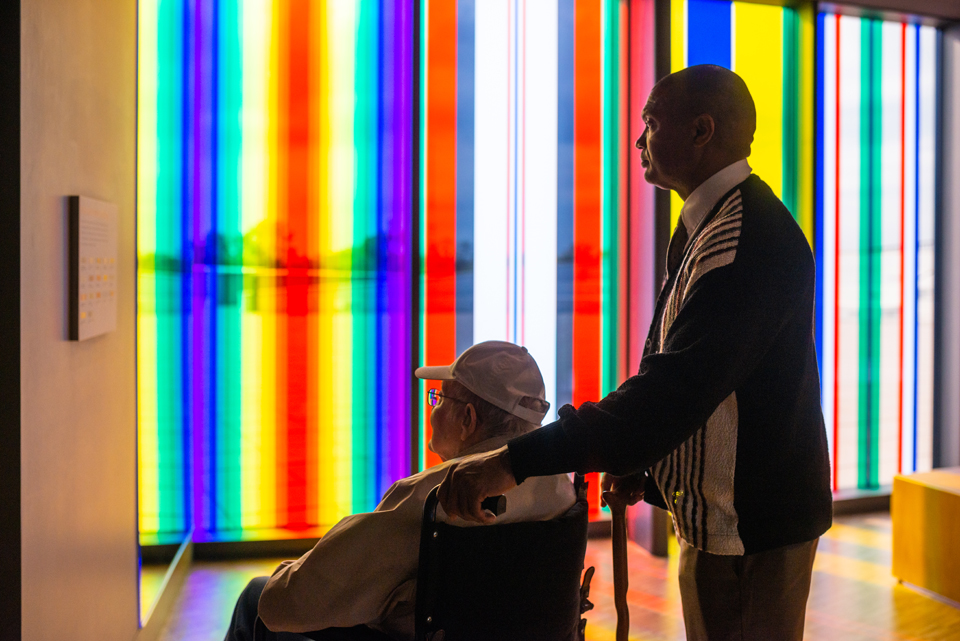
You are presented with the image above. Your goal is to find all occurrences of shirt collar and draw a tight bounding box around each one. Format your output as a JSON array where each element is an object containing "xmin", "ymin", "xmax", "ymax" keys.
[{"xmin": 681, "ymin": 159, "xmax": 752, "ymax": 240}]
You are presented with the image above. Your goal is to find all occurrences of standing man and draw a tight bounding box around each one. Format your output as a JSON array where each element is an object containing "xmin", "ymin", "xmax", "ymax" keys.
[{"xmin": 437, "ymin": 65, "xmax": 832, "ymax": 640}]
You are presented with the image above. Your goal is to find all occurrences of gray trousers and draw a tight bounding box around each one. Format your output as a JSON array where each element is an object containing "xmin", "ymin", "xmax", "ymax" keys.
[{"xmin": 678, "ymin": 538, "xmax": 818, "ymax": 641}]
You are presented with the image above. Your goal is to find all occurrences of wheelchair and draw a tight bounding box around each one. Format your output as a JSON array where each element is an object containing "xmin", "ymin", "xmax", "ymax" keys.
[
  {"xmin": 414, "ymin": 475, "xmax": 594, "ymax": 641},
  {"xmin": 251, "ymin": 476, "xmax": 595, "ymax": 641}
]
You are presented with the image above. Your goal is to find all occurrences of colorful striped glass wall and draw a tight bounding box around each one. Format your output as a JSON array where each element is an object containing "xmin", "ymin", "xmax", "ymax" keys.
[
  {"xmin": 419, "ymin": 0, "xmax": 650, "ymax": 513},
  {"xmin": 669, "ymin": 0, "xmax": 815, "ymax": 240},
  {"xmin": 816, "ymin": 12, "xmax": 938, "ymax": 491},
  {"xmin": 137, "ymin": 0, "xmax": 414, "ymax": 539}
]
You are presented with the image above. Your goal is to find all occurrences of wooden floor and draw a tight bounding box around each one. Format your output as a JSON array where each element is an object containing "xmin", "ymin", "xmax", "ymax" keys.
[{"xmin": 147, "ymin": 512, "xmax": 960, "ymax": 641}]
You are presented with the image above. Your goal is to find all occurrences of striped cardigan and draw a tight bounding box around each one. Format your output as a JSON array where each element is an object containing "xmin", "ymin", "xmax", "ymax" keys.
[{"xmin": 509, "ymin": 175, "xmax": 833, "ymax": 555}]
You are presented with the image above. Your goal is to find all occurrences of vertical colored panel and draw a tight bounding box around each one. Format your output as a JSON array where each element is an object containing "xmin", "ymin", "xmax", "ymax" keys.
[
  {"xmin": 816, "ymin": 11, "xmax": 938, "ymax": 491},
  {"xmin": 138, "ymin": 0, "xmax": 414, "ymax": 541},
  {"xmin": 573, "ymin": 0, "xmax": 603, "ymax": 514},
  {"xmin": 688, "ymin": 0, "xmax": 730, "ymax": 68},
  {"xmin": 420, "ymin": 0, "xmax": 650, "ymax": 518},
  {"xmin": 455, "ymin": 0, "xmax": 476, "ymax": 357},
  {"xmin": 733, "ymin": 2, "xmax": 783, "ymax": 202},
  {"xmin": 422, "ymin": 0, "xmax": 457, "ymax": 470},
  {"xmin": 556, "ymin": 0, "xmax": 574, "ymax": 414}
]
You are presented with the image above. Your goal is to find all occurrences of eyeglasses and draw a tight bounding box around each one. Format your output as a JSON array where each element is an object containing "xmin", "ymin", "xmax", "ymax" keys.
[{"xmin": 427, "ymin": 388, "xmax": 469, "ymax": 407}]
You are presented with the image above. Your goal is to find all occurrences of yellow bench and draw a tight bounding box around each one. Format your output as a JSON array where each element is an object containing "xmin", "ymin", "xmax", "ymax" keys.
[{"xmin": 892, "ymin": 467, "xmax": 960, "ymax": 604}]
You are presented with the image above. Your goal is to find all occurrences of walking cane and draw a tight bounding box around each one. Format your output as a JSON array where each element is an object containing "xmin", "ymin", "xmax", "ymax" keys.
[{"xmin": 602, "ymin": 491, "xmax": 630, "ymax": 641}]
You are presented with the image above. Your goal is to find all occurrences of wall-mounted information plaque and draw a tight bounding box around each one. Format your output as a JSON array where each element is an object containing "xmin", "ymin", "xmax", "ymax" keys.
[{"xmin": 69, "ymin": 196, "xmax": 118, "ymax": 341}]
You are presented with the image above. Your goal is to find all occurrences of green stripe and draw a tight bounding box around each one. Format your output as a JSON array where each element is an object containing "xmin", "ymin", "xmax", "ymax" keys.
[
  {"xmin": 353, "ymin": 1, "xmax": 378, "ymax": 511},
  {"xmin": 216, "ymin": 0, "xmax": 243, "ymax": 530},
  {"xmin": 781, "ymin": 8, "xmax": 799, "ymax": 220},
  {"xmin": 857, "ymin": 19, "xmax": 882, "ymax": 490},
  {"xmin": 601, "ymin": 0, "xmax": 619, "ymax": 396},
  {"xmin": 155, "ymin": 0, "xmax": 186, "ymax": 534}
]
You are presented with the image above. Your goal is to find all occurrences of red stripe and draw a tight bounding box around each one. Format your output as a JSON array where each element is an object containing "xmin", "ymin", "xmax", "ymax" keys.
[
  {"xmin": 423, "ymin": 0, "xmax": 457, "ymax": 470},
  {"xmin": 284, "ymin": 0, "xmax": 313, "ymax": 527},
  {"xmin": 897, "ymin": 23, "xmax": 907, "ymax": 475},
  {"xmin": 573, "ymin": 0, "xmax": 603, "ymax": 515},
  {"xmin": 832, "ymin": 14, "xmax": 841, "ymax": 492}
]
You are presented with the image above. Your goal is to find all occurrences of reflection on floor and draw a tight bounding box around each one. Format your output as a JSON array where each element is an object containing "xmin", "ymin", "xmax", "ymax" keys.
[
  {"xmin": 153, "ymin": 512, "xmax": 960, "ymax": 641},
  {"xmin": 141, "ymin": 563, "xmax": 170, "ymax": 622}
]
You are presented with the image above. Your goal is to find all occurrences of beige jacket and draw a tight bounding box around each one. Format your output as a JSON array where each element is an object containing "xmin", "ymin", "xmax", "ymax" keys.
[{"xmin": 257, "ymin": 435, "xmax": 576, "ymax": 640}]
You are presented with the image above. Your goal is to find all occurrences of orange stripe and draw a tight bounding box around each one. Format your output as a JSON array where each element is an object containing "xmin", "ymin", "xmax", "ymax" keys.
[
  {"xmin": 423, "ymin": 0, "xmax": 457, "ymax": 469},
  {"xmin": 573, "ymin": 0, "xmax": 603, "ymax": 513}
]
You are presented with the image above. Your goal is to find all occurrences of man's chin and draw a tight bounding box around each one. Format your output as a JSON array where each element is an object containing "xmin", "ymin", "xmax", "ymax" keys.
[{"xmin": 643, "ymin": 166, "xmax": 666, "ymax": 189}]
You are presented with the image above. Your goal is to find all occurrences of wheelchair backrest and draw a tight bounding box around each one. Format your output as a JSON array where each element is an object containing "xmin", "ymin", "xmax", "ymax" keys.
[{"xmin": 415, "ymin": 482, "xmax": 589, "ymax": 641}]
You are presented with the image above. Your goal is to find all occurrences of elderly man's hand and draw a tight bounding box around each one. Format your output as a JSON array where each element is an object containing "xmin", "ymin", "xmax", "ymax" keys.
[
  {"xmin": 600, "ymin": 472, "xmax": 645, "ymax": 507},
  {"xmin": 438, "ymin": 445, "xmax": 518, "ymax": 524}
]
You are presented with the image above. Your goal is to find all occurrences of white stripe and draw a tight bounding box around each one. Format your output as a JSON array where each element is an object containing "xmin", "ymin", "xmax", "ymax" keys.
[
  {"xmin": 915, "ymin": 25, "xmax": 937, "ymax": 472},
  {"xmin": 878, "ymin": 21, "xmax": 904, "ymax": 485},
  {"xmin": 521, "ymin": 0, "xmax": 558, "ymax": 421},
  {"xmin": 836, "ymin": 14, "xmax": 861, "ymax": 491},
  {"xmin": 820, "ymin": 13, "xmax": 837, "ymax": 464},
  {"xmin": 901, "ymin": 24, "xmax": 918, "ymax": 473},
  {"xmin": 473, "ymin": 0, "xmax": 510, "ymax": 344}
]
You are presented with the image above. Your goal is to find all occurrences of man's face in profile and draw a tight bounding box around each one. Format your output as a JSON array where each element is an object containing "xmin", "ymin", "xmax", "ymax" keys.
[
  {"xmin": 428, "ymin": 380, "xmax": 467, "ymax": 461},
  {"xmin": 636, "ymin": 83, "xmax": 695, "ymax": 192}
]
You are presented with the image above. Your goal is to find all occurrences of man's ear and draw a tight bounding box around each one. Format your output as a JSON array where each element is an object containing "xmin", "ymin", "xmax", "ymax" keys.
[
  {"xmin": 693, "ymin": 113, "xmax": 715, "ymax": 148},
  {"xmin": 460, "ymin": 403, "xmax": 477, "ymax": 442}
]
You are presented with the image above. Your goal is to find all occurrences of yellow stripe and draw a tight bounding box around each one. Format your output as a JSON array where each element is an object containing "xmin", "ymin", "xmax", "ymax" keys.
[
  {"xmin": 136, "ymin": 0, "xmax": 159, "ymax": 534},
  {"xmin": 137, "ymin": 0, "xmax": 158, "ymax": 256},
  {"xmin": 254, "ymin": 0, "xmax": 282, "ymax": 528},
  {"xmin": 137, "ymin": 274, "xmax": 160, "ymax": 533},
  {"xmin": 240, "ymin": 0, "xmax": 273, "ymax": 529},
  {"xmin": 670, "ymin": 0, "xmax": 686, "ymax": 73},
  {"xmin": 733, "ymin": 2, "xmax": 783, "ymax": 200}
]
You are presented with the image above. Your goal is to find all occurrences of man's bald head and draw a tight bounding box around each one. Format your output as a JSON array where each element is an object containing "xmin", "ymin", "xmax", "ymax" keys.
[{"xmin": 651, "ymin": 65, "xmax": 757, "ymax": 158}]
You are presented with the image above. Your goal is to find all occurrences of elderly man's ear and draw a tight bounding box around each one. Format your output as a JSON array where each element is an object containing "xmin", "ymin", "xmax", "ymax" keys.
[
  {"xmin": 460, "ymin": 404, "xmax": 477, "ymax": 442},
  {"xmin": 693, "ymin": 113, "xmax": 716, "ymax": 148}
]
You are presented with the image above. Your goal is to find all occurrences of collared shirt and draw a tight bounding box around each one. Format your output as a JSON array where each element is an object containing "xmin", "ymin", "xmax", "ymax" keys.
[
  {"xmin": 680, "ymin": 159, "xmax": 752, "ymax": 248},
  {"xmin": 258, "ymin": 433, "xmax": 576, "ymax": 640}
]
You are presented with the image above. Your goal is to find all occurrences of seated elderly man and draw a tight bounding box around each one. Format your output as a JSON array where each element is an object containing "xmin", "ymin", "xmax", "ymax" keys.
[{"xmin": 224, "ymin": 340, "xmax": 575, "ymax": 641}]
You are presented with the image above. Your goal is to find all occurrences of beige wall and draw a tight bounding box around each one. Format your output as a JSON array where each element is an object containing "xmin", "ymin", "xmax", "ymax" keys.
[{"xmin": 20, "ymin": 0, "xmax": 138, "ymax": 638}]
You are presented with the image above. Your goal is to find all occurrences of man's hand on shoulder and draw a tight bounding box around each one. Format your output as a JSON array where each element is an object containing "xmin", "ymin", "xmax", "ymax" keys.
[{"xmin": 438, "ymin": 445, "xmax": 518, "ymax": 524}]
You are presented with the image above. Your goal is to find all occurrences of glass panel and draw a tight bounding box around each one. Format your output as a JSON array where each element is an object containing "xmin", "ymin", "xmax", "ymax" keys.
[
  {"xmin": 418, "ymin": 0, "xmax": 654, "ymax": 515},
  {"xmin": 816, "ymin": 12, "xmax": 938, "ymax": 490},
  {"xmin": 137, "ymin": 0, "xmax": 415, "ymax": 552}
]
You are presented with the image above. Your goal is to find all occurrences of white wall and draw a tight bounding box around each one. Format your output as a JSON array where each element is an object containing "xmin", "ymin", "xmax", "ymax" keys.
[
  {"xmin": 20, "ymin": 0, "xmax": 139, "ymax": 638},
  {"xmin": 938, "ymin": 24, "xmax": 960, "ymax": 469}
]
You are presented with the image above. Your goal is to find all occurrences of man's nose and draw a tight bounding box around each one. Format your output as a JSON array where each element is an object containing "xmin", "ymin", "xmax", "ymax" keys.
[{"xmin": 635, "ymin": 129, "xmax": 647, "ymax": 149}]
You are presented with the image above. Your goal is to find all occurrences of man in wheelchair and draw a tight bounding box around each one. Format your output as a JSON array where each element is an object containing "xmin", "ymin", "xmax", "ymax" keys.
[{"xmin": 224, "ymin": 340, "xmax": 576, "ymax": 641}]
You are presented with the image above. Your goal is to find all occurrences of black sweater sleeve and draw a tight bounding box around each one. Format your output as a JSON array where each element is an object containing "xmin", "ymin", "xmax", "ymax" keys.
[{"xmin": 508, "ymin": 241, "xmax": 809, "ymax": 483}]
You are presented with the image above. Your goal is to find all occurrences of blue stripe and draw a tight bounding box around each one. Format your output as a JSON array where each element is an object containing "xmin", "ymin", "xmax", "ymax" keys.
[
  {"xmin": 209, "ymin": 0, "xmax": 220, "ymax": 533},
  {"xmin": 814, "ymin": 11, "xmax": 825, "ymax": 395},
  {"xmin": 180, "ymin": 0, "xmax": 194, "ymax": 533},
  {"xmin": 375, "ymin": 3, "xmax": 386, "ymax": 503},
  {"xmin": 555, "ymin": 0, "xmax": 574, "ymax": 410},
  {"xmin": 456, "ymin": 0, "xmax": 475, "ymax": 356},
  {"xmin": 688, "ymin": 0, "xmax": 731, "ymax": 69}
]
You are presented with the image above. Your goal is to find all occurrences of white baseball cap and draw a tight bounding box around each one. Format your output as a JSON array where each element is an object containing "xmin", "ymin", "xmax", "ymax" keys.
[{"xmin": 415, "ymin": 341, "xmax": 550, "ymax": 424}]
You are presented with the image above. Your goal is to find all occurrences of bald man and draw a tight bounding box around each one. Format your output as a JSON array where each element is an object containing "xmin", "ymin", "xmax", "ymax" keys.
[{"xmin": 437, "ymin": 65, "xmax": 832, "ymax": 641}]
